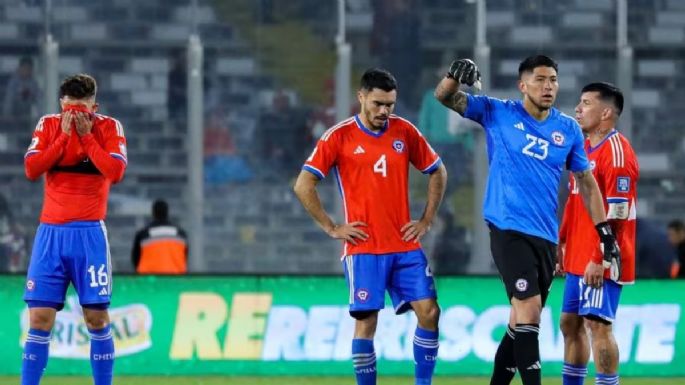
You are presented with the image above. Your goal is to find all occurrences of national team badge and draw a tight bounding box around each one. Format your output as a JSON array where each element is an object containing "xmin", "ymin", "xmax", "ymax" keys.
[
  {"xmin": 356, "ymin": 288, "xmax": 370, "ymax": 303},
  {"xmin": 392, "ymin": 139, "xmax": 405, "ymax": 153},
  {"xmin": 515, "ymin": 278, "xmax": 528, "ymax": 292},
  {"xmin": 26, "ymin": 279, "xmax": 35, "ymax": 291},
  {"xmin": 551, "ymin": 131, "xmax": 565, "ymax": 145},
  {"xmin": 617, "ymin": 176, "xmax": 630, "ymax": 192}
]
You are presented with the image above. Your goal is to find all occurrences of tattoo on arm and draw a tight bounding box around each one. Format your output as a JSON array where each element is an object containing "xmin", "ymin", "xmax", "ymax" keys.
[
  {"xmin": 448, "ymin": 91, "xmax": 468, "ymax": 115},
  {"xmin": 434, "ymin": 79, "xmax": 468, "ymax": 115}
]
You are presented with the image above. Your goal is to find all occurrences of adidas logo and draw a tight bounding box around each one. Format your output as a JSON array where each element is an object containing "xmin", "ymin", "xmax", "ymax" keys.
[
  {"xmin": 526, "ymin": 361, "xmax": 542, "ymax": 370},
  {"xmin": 506, "ymin": 367, "xmax": 517, "ymax": 373},
  {"xmin": 98, "ymin": 287, "xmax": 109, "ymax": 296},
  {"xmin": 514, "ymin": 122, "xmax": 525, "ymax": 131},
  {"xmin": 353, "ymin": 145, "xmax": 365, "ymax": 154}
]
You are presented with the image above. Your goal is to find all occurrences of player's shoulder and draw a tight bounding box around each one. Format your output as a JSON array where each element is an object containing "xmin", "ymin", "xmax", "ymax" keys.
[
  {"xmin": 95, "ymin": 114, "xmax": 125, "ymax": 136},
  {"xmin": 34, "ymin": 114, "xmax": 61, "ymax": 132},
  {"xmin": 555, "ymin": 110, "xmax": 582, "ymax": 132},
  {"xmin": 607, "ymin": 131, "xmax": 638, "ymax": 169},
  {"xmin": 389, "ymin": 114, "xmax": 422, "ymax": 135},
  {"xmin": 319, "ymin": 116, "xmax": 356, "ymax": 142}
]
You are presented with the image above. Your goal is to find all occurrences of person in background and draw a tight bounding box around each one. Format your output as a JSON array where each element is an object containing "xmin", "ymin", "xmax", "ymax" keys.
[
  {"xmin": 3, "ymin": 56, "xmax": 41, "ymax": 119},
  {"xmin": 132, "ymin": 199, "xmax": 188, "ymax": 274},
  {"xmin": 0, "ymin": 192, "xmax": 28, "ymax": 272},
  {"xmin": 667, "ymin": 219, "xmax": 685, "ymax": 278}
]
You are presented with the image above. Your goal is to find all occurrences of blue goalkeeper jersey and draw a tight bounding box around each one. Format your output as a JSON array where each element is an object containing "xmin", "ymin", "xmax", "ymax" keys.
[{"xmin": 464, "ymin": 94, "xmax": 590, "ymax": 243}]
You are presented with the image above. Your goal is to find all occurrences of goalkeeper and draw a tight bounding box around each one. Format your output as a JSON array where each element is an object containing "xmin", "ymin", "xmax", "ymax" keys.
[{"xmin": 433, "ymin": 55, "xmax": 621, "ymax": 385}]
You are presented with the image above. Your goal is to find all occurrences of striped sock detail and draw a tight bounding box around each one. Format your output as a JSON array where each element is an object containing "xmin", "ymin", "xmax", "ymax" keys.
[
  {"xmin": 413, "ymin": 335, "xmax": 440, "ymax": 349},
  {"xmin": 563, "ymin": 363, "xmax": 588, "ymax": 377},
  {"xmin": 352, "ymin": 352, "xmax": 377, "ymax": 367},
  {"xmin": 515, "ymin": 324, "xmax": 540, "ymax": 334},
  {"xmin": 506, "ymin": 325, "xmax": 515, "ymax": 339},
  {"xmin": 596, "ymin": 373, "xmax": 619, "ymax": 385},
  {"xmin": 26, "ymin": 332, "xmax": 51, "ymax": 345}
]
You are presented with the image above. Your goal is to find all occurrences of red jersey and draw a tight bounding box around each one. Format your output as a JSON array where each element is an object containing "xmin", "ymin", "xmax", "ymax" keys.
[
  {"xmin": 560, "ymin": 131, "xmax": 638, "ymax": 283},
  {"xmin": 304, "ymin": 115, "xmax": 441, "ymax": 256},
  {"xmin": 24, "ymin": 113, "xmax": 127, "ymax": 224}
]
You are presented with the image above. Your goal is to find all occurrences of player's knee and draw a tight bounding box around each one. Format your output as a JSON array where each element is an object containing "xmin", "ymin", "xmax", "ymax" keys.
[
  {"xmin": 512, "ymin": 296, "xmax": 541, "ymax": 323},
  {"xmin": 586, "ymin": 317, "xmax": 612, "ymax": 339},
  {"xmin": 83, "ymin": 310, "xmax": 110, "ymax": 330},
  {"xmin": 559, "ymin": 314, "xmax": 583, "ymax": 339},
  {"xmin": 418, "ymin": 304, "xmax": 440, "ymax": 327},
  {"xmin": 29, "ymin": 310, "xmax": 55, "ymax": 331}
]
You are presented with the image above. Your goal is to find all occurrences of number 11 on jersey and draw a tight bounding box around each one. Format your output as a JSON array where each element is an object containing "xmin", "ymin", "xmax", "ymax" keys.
[{"xmin": 374, "ymin": 154, "xmax": 387, "ymax": 177}]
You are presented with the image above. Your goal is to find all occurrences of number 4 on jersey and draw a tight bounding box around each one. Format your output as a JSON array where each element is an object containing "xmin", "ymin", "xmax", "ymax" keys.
[{"xmin": 374, "ymin": 154, "xmax": 387, "ymax": 177}]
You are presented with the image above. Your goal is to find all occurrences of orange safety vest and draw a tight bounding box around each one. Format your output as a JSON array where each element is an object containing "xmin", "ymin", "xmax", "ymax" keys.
[{"xmin": 134, "ymin": 224, "xmax": 187, "ymax": 274}]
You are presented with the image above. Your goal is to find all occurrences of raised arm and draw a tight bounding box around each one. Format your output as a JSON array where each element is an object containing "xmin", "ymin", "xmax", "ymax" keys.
[{"xmin": 433, "ymin": 59, "xmax": 481, "ymax": 116}]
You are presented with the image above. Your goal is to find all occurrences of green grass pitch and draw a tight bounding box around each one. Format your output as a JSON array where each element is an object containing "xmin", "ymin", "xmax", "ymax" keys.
[{"xmin": 1, "ymin": 377, "xmax": 683, "ymax": 385}]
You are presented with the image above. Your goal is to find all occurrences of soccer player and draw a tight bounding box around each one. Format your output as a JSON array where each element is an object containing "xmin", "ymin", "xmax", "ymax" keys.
[
  {"xmin": 433, "ymin": 56, "xmax": 621, "ymax": 385},
  {"xmin": 22, "ymin": 74, "xmax": 127, "ymax": 385},
  {"xmin": 558, "ymin": 82, "xmax": 638, "ymax": 385},
  {"xmin": 294, "ymin": 68, "xmax": 447, "ymax": 385}
]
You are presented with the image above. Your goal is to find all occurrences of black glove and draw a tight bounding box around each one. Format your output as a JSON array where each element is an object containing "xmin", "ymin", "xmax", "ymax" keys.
[
  {"xmin": 447, "ymin": 59, "xmax": 481, "ymax": 87},
  {"xmin": 596, "ymin": 222, "xmax": 621, "ymax": 281}
]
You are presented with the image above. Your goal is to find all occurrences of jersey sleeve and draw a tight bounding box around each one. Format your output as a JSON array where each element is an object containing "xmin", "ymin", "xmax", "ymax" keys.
[
  {"xmin": 80, "ymin": 118, "xmax": 127, "ymax": 183},
  {"xmin": 463, "ymin": 94, "xmax": 496, "ymax": 127},
  {"xmin": 302, "ymin": 132, "xmax": 338, "ymax": 179},
  {"xmin": 24, "ymin": 115, "xmax": 69, "ymax": 180},
  {"xmin": 407, "ymin": 123, "xmax": 442, "ymax": 174},
  {"xmin": 600, "ymin": 148, "xmax": 637, "ymax": 222},
  {"xmin": 565, "ymin": 122, "xmax": 590, "ymax": 172}
]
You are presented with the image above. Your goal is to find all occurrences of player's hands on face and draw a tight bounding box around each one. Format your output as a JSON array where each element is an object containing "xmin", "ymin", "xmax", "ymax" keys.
[
  {"xmin": 327, "ymin": 222, "xmax": 368, "ymax": 245},
  {"xmin": 60, "ymin": 110, "xmax": 73, "ymax": 135},
  {"xmin": 583, "ymin": 261, "xmax": 604, "ymax": 288},
  {"xmin": 555, "ymin": 243, "xmax": 565, "ymax": 277},
  {"xmin": 448, "ymin": 59, "xmax": 481, "ymax": 87},
  {"xmin": 74, "ymin": 111, "xmax": 94, "ymax": 137},
  {"xmin": 401, "ymin": 220, "xmax": 431, "ymax": 243}
]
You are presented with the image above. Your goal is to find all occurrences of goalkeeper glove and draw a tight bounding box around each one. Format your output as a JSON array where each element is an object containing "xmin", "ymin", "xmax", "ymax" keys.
[
  {"xmin": 596, "ymin": 221, "xmax": 621, "ymax": 281},
  {"xmin": 447, "ymin": 59, "xmax": 481, "ymax": 87}
]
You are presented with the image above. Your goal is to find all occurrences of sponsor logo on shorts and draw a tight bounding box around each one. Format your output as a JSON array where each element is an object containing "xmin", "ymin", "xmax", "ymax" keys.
[
  {"xmin": 356, "ymin": 288, "xmax": 369, "ymax": 303},
  {"xmin": 515, "ymin": 278, "xmax": 528, "ymax": 292},
  {"xmin": 26, "ymin": 279, "xmax": 35, "ymax": 291}
]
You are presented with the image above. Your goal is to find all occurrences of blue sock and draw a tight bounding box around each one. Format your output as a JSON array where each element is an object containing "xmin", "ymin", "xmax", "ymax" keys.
[
  {"xmin": 562, "ymin": 362, "xmax": 587, "ymax": 385},
  {"xmin": 352, "ymin": 338, "xmax": 376, "ymax": 385},
  {"xmin": 414, "ymin": 327, "xmax": 439, "ymax": 385},
  {"xmin": 21, "ymin": 328, "xmax": 51, "ymax": 385},
  {"xmin": 596, "ymin": 373, "xmax": 619, "ymax": 385},
  {"xmin": 89, "ymin": 325, "xmax": 115, "ymax": 385}
]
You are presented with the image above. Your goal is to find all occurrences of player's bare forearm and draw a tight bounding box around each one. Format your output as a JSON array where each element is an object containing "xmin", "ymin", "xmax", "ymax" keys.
[
  {"xmin": 293, "ymin": 170, "xmax": 336, "ymax": 234},
  {"xmin": 420, "ymin": 163, "xmax": 447, "ymax": 224},
  {"xmin": 434, "ymin": 77, "xmax": 469, "ymax": 116},
  {"xmin": 575, "ymin": 169, "xmax": 607, "ymax": 225}
]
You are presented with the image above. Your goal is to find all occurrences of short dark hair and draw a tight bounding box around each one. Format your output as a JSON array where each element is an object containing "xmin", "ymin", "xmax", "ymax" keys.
[
  {"xmin": 152, "ymin": 199, "xmax": 169, "ymax": 221},
  {"xmin": 518, "ymin": 55, "xmax": 558, "ymax": 78},
  {"xmin": 581, "ymin": 82, "xmax": 624, "ymax": 115},
  {"xmin": 668, "ymin": 219, "xmax": 685, "ymax": 232},
  {"xmin": 59, "ymin": 73, "xmax": 97, "ymax": 99},
  {"xmin": 360, "ymin": 68, "xmax": 397, "ymax": 92}
]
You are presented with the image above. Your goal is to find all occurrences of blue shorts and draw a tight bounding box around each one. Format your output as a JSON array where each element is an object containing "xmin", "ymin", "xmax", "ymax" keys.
[
  {"xmin": 561, "ymin": 273, "xmax": 622, "ymax": 323},
  {"xmin": 342, "ymin": 249, "xmax": 437, "ymax": 315},
  {"xmin": 24, "ymin": 221, "xmax": 112, "ymax": 310}
]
